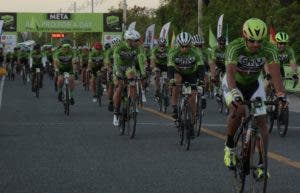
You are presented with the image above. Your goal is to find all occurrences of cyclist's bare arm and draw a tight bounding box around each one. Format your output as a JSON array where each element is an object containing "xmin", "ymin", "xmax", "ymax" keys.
[
  {"xmin": 268, "ymin": 62, "xmax": 285, "ymax": 94},
  {"xmin": 226, "ymin": 63, "xmax": 237, "ymax": 90},
  {"xmin": 209, "ymin": 60, "xmax": 217, "ymax": 79}
]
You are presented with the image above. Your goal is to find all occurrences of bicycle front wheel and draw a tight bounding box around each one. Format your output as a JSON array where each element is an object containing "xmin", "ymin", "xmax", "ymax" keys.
[
  {"xmin": 277, "ymin": 106, "xmax": 289, "ymax": 137},
  {"xmin": 35, "ymin": 73, "xmax": 40, "ymax": 98},
  {"xmin": 249, "ymin": 134, "xmax": 268, "ymax": 193},
  {"xmin": 196, "ymin": 95, "xmax": 203, "ymax": 137},
  {"xmin": 127, "ymin": 97, "xmax": 137, "ymax": 139},
  {"xmin": 184, "ymin": 105, "xmax": 192, "ymax": 151},
  {"xmin": 64, "ymin": 86, "xmax": 70, "ymax": 116}
]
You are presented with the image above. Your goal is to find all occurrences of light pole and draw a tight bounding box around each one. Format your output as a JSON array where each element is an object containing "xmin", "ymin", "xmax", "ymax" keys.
[
  {"xmin": 198, "ymin": 0, "xmax": 203, "ymax": 36},
  {"xmin": 122, "ymin": 0, "xmax": 127, "ymax": 32}
]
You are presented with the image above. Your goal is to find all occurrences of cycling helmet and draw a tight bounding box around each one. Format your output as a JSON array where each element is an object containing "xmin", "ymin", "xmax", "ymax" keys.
[
  {"xmin": 112, "ymin": 37, "xmax": 121, "ymax": 46},
  {"xmin": 157, "ymin": 38, "xmax": 167, "ymax": 46},
  {"xmin": 104, "ymin": 43, "xmax": 111, "ymax": 49},
  {"xmin": 275, "ymin": 32, "xmax": 289, "ymax": 43},
  {"xmin": 242, "ymin": 18, "xmax": 267, "ymax": 40},
  {"xmin": 217, "ymin": 36, "xmax": 226, "ymax": 45},
  {"xmin": 94, "ymin": 42, "xmax": 102, "ymax": 50},
  {"xmin": 176, "ymin": 32, "xmax": 192, "ymax": 47},
  {"xmin": 192, "ymin": 34, "xmax": 205, "ymax": 45},
  {"xmin": 124, "ymin": 29, "xmax": 141, "ymax": 40}
]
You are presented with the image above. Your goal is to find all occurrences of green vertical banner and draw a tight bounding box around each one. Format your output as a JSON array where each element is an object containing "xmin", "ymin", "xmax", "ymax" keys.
[{"xmin": 209, "ymin": 25, "xmax": 217, "ymax": 48}]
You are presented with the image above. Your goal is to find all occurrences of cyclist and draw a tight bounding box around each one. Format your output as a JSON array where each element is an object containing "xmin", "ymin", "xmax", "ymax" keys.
[
  {"xmin": 105, "ymin": 38, "xmax": 121, "ymax": 112},
  {"xmin": 18, "ymin": 47, "xmax": 30, "ymax": 82},
  {"xmin": 223, "ymin": 18, "xmax": 286, "ymax": 177},
  {"xmin": 11, "ymin": 46, "xmax": 20, "ymax": 75},
  {"xmin": 88, "ymin": 42, "xmax": 105, "ymax": 102},
  {"xmin": 192, "ymin": 34, "xmax": 211, "ymax": 97},
  {"xmin": 265, "ymin": 32, "xmax": 298, "ymax": 83},
  {"xmin": 168, "ymin": 32, "xmax": 205, "ymax": 128},
  {"xmin": 210, "ymin": 36, "xmax": 227, "ymax": 98},
  {"xmin": 30, "ymin": 44, "xmax": 44, "ymax": 91},
  {"xmin": 150, "ymin": 38, "xmax": 169, "ymax": 100},
  {"xmin": 112, "ymin": 29, "xmax": 147, "ymax": 126},
  {"xmin": 54, "ymin": 43, "xmax": 76, "ymax": 105},
  {"xmin": 80, "ymin": 46, "xmax": 90, "ymax": 87}
]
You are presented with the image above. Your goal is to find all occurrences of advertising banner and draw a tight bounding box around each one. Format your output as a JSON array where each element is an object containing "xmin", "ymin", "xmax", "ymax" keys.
[
  {"xmin": 144, "ymin": 24, "xmax": 155, "ymax": 48},
  {"xmin": 17, "ymin": 13, "xmax": 103, "ymax": 32},
  {"xmin": 0, "ymin": 13, "xmax": 17, "ymax": 32},
  {"xmin": 103, "ymin": 13, "xmax": 122, "ymax": 32}
]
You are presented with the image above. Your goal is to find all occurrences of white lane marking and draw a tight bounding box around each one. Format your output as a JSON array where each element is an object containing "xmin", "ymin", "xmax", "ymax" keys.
[{"xmin": 0, "ymin": 76, "xmax": 5, "ymax": 111}]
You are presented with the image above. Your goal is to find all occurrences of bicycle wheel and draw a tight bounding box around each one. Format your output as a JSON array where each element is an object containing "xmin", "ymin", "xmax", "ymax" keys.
[
  {"xmin": 267, "ymin": 110, "xmax": 275, "ymax": 134},
  {"xmin": 277, "ymin": 106, "xmax": 289, "ymax": 137},
  {"xmin": 177, "ymin": 102, "xmax": 184, "ymax": 145},
  {"xmin": 127, "ymin": 97, "xmax": 137, "ymax": 139},
  {"xmin": 196, "ymin": 94, "xmax": 203, "ymax": 137},
  {"xmin": 35, "ymin": 73, "xmax": 39, "ymax": 98},
  {"xmin": 64, "ymin": 86, "xmax": 70, "ymax": 116},
  {"xmin": 22, "ymin": 68, "xmax": 26, "ymax": 85},
  {"xmin": 249, "ymin": 134, "xmax": 268, "ymax": 193},
  {"xmin": 184, "ymin": 105, "xmax": 192, "ymax": 151},
  {"xmin": 118, "ymin": 97, "xmax": 126, "ymax": 135},
  {"xmin": 96, "ymin": 75, "xmax": 103, "ymax": 107},
  {"xmin": 162, "ymin": 83, "xmax": 169, "ymax": 113},
  {"xmin": 232, "ymin": 126, "xmax": 246, "ymax": 193},
  {"xmin": 217, "ymin": 95, "xmax": 223, "ymax": 113}
]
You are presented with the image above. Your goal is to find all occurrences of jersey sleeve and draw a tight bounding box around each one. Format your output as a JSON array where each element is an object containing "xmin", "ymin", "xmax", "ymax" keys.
[
  {"xmin": 287, "ymin": 47, "xmax": 296, "ymax": 64},
  {"xmin": 225, "ymin": 39, "xmax": 240, "ymax": 66},
  {"xmin": 264, "ymin": 42, "xmax": 280, "ymax": 64}
]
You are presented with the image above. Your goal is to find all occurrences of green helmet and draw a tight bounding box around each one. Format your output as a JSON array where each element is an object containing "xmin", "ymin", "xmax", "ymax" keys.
[
  {"xmin": 275, "ymin": 32, "xmax": 289, "ymax": 43},
  {"xmin": 242, "ymin": 18, "xmax": 267, "ymax": 40}
]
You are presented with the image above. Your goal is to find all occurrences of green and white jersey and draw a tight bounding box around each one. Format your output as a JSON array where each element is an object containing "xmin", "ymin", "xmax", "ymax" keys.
[
  {"xmin": 277, "ymin": 46, "xmax": 296, "ymax": 67},
  {"xmin": 89, "ymin": 49, "xmax": 105, "ymax": 67},
  {"xmin": 225, "ymin": 38, "xmax": 279, "ymax": 85},
  {"xmin": 30, "ymin": 50, "xmax": 43, "ymax": 67},
  {"xmin": 113, "ymin": 41, "xmax": 146, "ymax": 76},
  {"xmin": 168, "ymin": 46, "xmax": 204, "ymax": 75},
  {"xmin": 150, "ymin": 46, "xmax": 169, "ymax": 66}
]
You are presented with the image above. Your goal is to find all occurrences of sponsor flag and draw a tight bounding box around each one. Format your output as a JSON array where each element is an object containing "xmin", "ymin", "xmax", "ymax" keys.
[
  {"xmin": 0, "ymin": 20, "xmax": 3, "ymax": 35},
  {"xmin": 128, "ymin": 21, "xmax": 136, "ymax": 31},
  {"xmin": 145, "ymin": 24, "xmax": 155, "ymax": 48},
  {"xmin": 269, "ymin": 20, "xmax": 276, "ymax": 44},
  {"xmin": 209, "ymin": 25, "xmax": 217, "ymax": 48},
  {"xmin": 217, "ymin": 14, "xmax": 224, "ymax": 38},
  {"xmin": 170, "ymin": 31, "xmax": 176, "ymax": 48},
  {"xmin": 226, "ymin": 24, "xmax": 229, "ymax": 45},
  {"xmin": 159, "ymin": 22, "xmax": 171, "ymax": 40}
]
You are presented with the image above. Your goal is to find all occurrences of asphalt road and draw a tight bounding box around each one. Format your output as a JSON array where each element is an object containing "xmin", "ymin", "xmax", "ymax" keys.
[{"xmin": 0, "ymin": 75, "xmax": 299, "ymax": 193}]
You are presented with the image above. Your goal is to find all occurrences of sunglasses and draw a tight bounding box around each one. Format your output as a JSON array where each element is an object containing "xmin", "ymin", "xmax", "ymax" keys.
[{"xmin": 247, "ymin": 39, "xmax": 263, "ymax": 44}]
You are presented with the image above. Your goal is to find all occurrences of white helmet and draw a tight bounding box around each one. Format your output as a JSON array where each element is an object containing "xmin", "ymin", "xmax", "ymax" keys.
[
  {"xmin": 124, "ymin": 29, "xmax": 141, "ymax": 40},
  {"xmin": 176, "ymin": 32, "xmax": 192, "ymax": 47},
  {"xmin": 192, "ymin": 34, "xmax": 205, "ymax": 45}
]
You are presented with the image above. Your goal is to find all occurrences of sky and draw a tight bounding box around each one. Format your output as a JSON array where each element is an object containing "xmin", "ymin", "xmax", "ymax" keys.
[{"xmin": 0, "ymin": 0, "xmax": 161, "ymax": 13}]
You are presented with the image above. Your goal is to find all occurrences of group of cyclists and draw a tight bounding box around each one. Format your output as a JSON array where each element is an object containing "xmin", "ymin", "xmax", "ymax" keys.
[{"xmin": 0, "ymin": 17, "xmax": 298, "ymax": 186}]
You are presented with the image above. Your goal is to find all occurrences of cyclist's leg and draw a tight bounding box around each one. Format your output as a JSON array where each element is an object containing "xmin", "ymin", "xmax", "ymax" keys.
[
  {"xmin": 154, "ymin": 68, "xmax": 160, "ymax": 97},
  {"xmin": 107, "ymin": 69, "xmax": 114, "ymax": 111},
  {"xmin": 223, "ymin": 74, "xmax": 245, "ymax": 168},
  {"xmin": 171, "ymin": 72, "xmax": 182, "ymax": 118},
  {"xmin": 91, "ymin": 69, "xmax": 97, "ymax": 101}
]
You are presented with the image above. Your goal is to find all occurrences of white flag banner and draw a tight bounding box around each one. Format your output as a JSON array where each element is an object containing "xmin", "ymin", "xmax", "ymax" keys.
[
  {"xmin": 159, "ymin": 22, "xmax": 171, "ymax": 39},
  {"xmin": 128, "ymin": 21, "xmax": 136, "ymax": 31},
  {"xmin": 217, "ymin": 14, "xmax": 224, "ymax": 38},
  {"xmin": 145, "ymin": 24, "xmax": 155, "ymax": 48},
  {"xmin": 0, "ymin": 20, "xmax": 4, "ymax": 35}
]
